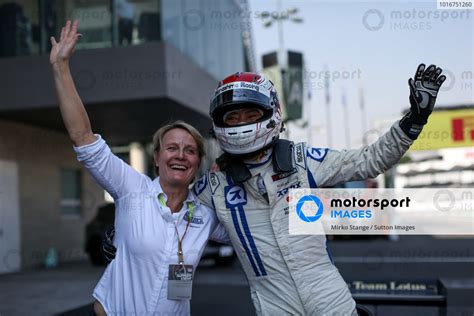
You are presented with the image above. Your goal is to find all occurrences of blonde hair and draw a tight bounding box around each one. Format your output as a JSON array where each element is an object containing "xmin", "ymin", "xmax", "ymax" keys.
[{"xmin": 152, "ymin": 121, "xmax": 206, "ymax": 175}]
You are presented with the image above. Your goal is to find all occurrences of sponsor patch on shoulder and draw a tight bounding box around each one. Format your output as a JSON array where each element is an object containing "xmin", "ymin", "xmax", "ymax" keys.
[
  {"xmin": 193, "ymin": 175, "xmax": 207, "ymax": 195},
  {"xmin": 209, "ymin": 172, "xmax": 221, "ymax": 194},
  {"xmin": 307, "ymin": 147, "xmax": 329, "ymax": 162},
  {"xmin": 294, "ymin": 143, "xmax": 306, "ymax": 170}
]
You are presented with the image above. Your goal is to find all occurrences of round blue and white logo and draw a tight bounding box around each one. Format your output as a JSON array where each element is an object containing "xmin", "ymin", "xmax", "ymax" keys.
[
  {"xmin": 225, "ymin": 186, "xmax": 247, "ymax": 206},
  {"xmin": 296, "ymin": 195, "xmax": 324, "ymax": 222},
  {"xmin": 307, "ymin": 147, "xmax": 328, "ymax": 162}
]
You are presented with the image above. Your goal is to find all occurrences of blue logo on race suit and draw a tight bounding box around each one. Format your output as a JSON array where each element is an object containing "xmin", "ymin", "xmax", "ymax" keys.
[
  {"xmin": 296, "ymin": 195, "xmax": 324, "ymax": 222},
  {"xmin": 307, "ymin": 147, "xmax": 328, "ymax": 162},
  {"xmin": 184, "ymin": 211, "xmax": 204, "ymax": 225},
  {"xmin": 193, "ymin": 175, "xmax": 207, "ymax": 195},
  {"xmin": 225, "ymin": 185, "xmax": 247, "ymax": 208}
]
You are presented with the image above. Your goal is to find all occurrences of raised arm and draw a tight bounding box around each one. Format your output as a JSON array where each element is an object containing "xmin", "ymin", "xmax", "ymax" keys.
[
  {"xmin": 52, "ymin": 21, "xmax": 148, "ymax": 200},
  {"xmin": 50, "ymin": 20, "xmax": 96, "ymax": 146},
  {"xmin": 307, "ymin": 63, "xmax": 446, "ymax": 188}
]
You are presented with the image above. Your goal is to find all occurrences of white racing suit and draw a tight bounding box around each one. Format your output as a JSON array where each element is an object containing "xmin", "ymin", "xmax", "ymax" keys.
[{"xmin": 194, "ymin": 122, "xmax": 413, "ymax": 315}]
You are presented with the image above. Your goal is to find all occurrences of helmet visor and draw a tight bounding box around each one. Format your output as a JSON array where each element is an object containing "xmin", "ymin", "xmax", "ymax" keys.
[
  {"xmin": 210, "ymin": 88, "xmax": 272, "ymax": 119},
  {"xmin": 222, "ymin": 108, "xmax": 265, "ymax": 126}
]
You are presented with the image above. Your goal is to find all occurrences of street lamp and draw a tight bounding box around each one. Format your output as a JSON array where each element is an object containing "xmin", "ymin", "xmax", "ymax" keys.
[
  {"xmin": 257, "ymin": 2, "xmax": 303, "ymax": 139},
  {"xmin": 256, "ymin": 2, "xmax": 303, "ymax": 68}
]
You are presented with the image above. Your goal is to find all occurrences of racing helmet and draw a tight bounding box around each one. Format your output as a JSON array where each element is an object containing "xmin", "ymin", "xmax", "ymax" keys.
[{"xmin": 210, "ymin": 72, "xmax": 283, "ymax": 156}]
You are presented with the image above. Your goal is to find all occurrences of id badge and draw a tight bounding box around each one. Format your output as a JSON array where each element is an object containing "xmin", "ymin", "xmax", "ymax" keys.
[{"xmin": 167, "ymin": 264, "xmax": 194, "ymax": 300}]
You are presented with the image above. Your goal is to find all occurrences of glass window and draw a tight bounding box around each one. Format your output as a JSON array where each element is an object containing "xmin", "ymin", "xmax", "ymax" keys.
[
  {"xmin": 0, "ymin": 0, "xmax": 38, "ymax": 57},
  {"xmin": 0, "ymin": 0, "xmax": 248, "ymax": 76},
  {"xmin": 63, "ymin": 0, "xmax": 113, "ymax": 49},
  {"xmin": 161, "ymin": 0, "xmax": 245, "ymax": 80},
  {"xmin": 60, "ymin": 0, "xmax": 160, "ymax": 49},
  {"xmin": 128, "ymin": 0, "xmax": 160, "ymax": 46},
  {"xmin": 60, "ymin": 169, "xmax": 82, "ymax": 216}
]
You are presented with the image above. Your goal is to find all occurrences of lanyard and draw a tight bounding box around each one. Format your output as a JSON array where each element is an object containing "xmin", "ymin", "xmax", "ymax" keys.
[
  {"xmin": 158, "ymin": 194, "xmax": 194, "ymax": 265},
  {"xmin": 175, "ymin": 201, "xmax": 193, "ymax": 264}
]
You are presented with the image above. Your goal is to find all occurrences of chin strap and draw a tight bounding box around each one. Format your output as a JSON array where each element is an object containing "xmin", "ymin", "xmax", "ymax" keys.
[
  {"xmin": 216, "ymin": 139, "xmax": 296, "ymax": 183},
  {"xmin": 216, "ymin": 153, "xmax": 252, "ymax": 183}
]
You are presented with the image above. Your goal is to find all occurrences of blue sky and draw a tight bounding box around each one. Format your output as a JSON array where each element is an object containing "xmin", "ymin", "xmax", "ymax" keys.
[{"xmin": 249, "ymin": 0, "xmax": 473, "ymax": 148}]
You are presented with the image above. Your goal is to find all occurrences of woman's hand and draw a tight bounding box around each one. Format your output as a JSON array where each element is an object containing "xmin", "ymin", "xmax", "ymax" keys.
[
  {"xmin": 50, "ymin": 20, "xmax": 81, "ymax": 66},
  {"xmin": 50, "ymin": 19, "xmax": 95, "ymax": 146}
]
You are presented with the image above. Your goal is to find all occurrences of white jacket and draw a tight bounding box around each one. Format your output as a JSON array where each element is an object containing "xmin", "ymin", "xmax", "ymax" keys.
[{"xmin": 194, "ymin": 122, "xmax": 413, "ymax": 315}]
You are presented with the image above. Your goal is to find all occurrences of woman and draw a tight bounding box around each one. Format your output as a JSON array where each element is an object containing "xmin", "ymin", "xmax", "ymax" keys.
[{"xmin": 51, "ymin": 20, "xmax": 228, "ymax": 315}]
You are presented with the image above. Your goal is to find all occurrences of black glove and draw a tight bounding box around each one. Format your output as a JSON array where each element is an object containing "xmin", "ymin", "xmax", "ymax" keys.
[
  {"xmin": 399, "ymin": 63, "xmax": 446, "ymax": 140},
  {"xmin": 102, "ymin": 226, "xmax": 116, "ymax": 263}
]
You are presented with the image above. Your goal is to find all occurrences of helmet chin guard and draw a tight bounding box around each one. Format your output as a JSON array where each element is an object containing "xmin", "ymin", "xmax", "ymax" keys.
[{"xmin": 210, "ymin": 72, "xmax": 283, "ymax": 156}]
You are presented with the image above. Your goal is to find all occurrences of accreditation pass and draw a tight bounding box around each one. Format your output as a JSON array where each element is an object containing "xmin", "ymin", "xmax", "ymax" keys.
[{"xmin": 168, "ymin": 264, "xmax": 194, "ymax": 300}]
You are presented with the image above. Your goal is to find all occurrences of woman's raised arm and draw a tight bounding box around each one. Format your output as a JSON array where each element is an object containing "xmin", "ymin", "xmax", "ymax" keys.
[{"xmin": 51, "ymin": 20, "xmax": 96, "ymax": 146}]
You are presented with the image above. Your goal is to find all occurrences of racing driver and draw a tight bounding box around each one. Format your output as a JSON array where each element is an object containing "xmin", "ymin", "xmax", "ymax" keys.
[{"xmin": 192, "ymin": 64, "xmax": 445, "ymax": 315}]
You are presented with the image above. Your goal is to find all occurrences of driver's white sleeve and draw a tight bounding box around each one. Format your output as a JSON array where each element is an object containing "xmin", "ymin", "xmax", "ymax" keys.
[{"xmin": 306, "ymin": 122, "xmax": 413, "ymax": 188}]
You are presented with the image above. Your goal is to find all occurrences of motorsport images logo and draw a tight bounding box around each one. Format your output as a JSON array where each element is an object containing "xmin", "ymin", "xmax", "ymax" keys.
[
  {"xmin": 290, "ymin": 188, "xmax": 474, "ymax": 236},
  {"xmin": 296, "ymin": 195, "xmax": 324, "ymax": 222}
]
